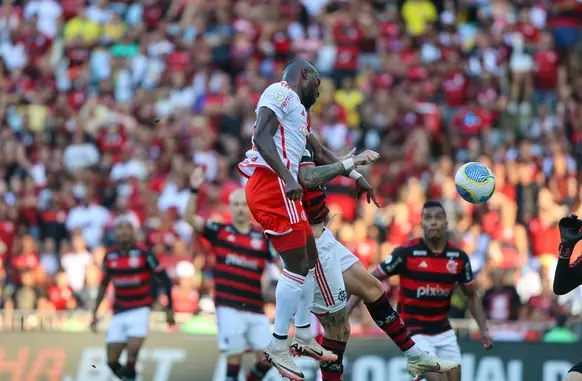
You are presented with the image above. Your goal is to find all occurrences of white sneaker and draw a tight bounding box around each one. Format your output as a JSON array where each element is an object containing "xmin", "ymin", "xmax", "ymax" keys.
[
  {"xmin": 263, "ymin": 343, "xmax": 305, "ymax": 381},
  {"xmin": 289, "ymin": 337, "xmax": 338, "ymax": 362},
  {"xmin": 406, "ymin": 351, "xmax": 459, "ymax": 376}
]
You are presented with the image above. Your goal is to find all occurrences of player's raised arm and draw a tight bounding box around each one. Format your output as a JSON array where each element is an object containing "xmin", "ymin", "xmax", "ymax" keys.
[
  {"xmin": 185, "ymin": 167, "xmax": 207, "ymax": 232},
  {"xmin": 553, "ymin": 214, "xmax": 582, "ymax": 295},
  {"xmin": 298, "ymin": 146, "xmax": 380, "ymax": 189},
  {"xmin": 254, "ymin": 107, "xmax": 303, "ymax": 200}
]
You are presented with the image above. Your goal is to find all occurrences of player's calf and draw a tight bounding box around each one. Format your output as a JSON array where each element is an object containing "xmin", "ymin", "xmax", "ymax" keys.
[
  {"xmin": 226, "ymin": 354, "xmax": 244, "ymax": 381},
  {"xmin": 246, "ymin": 359, "xmax": 272, "ymax": 381},
  {"xmin": 315, "ymin": 308, "xmax": 351, "ymax": 381}
]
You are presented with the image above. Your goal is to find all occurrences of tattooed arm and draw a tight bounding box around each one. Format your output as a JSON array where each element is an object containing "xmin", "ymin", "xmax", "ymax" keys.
[
  {"xmin": 299, "ymin": 162, "xmax": 348, "ymax": 188},
  {"xmin": 299, "ymin": 150, "xmax": 380, "ymax": 188}
]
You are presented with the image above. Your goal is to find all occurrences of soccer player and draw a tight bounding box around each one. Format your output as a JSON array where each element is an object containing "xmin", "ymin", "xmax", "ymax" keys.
[
  {"xmin": 552, "ymin": 214, "xmax": 582, "ymax": 381},
  {"xmin": 238, "ymin": 58, "xmax": 342, "ymax": 380},
  {"xmin": 347, "ymin": 201, "xmax": 493, "ymax": 381},
  {"xmin": 185, "ymin": 167, "xmax": 274, "ymax": 381},
  {"xmin": 298, "ymin": 146, "xmax": 460, "ymax": 380},
  {"xmin": 90, "ymin": 218, "xmax": 175, "ymax": 381}
]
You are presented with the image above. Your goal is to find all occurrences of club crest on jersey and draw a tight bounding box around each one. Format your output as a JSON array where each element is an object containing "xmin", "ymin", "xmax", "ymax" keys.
[
  {"xmin": 301, "ymin": 210, "xmax": 307, "ymax": 221},
  {"xmin": 273, "ymin": 91, "xmax": 284, "ymax": 101},
  {"xmin": 129, "ymin": 256, "xmax": 140, "ymax": 268},
  {"xmin": 250, "ymin": 238, "xmax": 263, "ymax": 250},
  {"xmin": 446, "ymin": 259, "xmax": 458, "ymax": 274}
]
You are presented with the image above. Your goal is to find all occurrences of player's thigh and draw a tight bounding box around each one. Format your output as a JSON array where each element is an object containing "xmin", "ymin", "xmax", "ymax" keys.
[
  {"xmin": 125, "ymin": 307, "xmax": 151, "ymax": 341},
  {"xmin": 312, "ymin": 232, "xmax": 347, "ymax": 317},
  {"xmin": 245, "ymin": 312, "xmax": 272, "ymax": 351},
  {"xmin": 410, "ymin": 334, "xmax": 438, "ymax": 358},
  {"xmin": 342, "ymin": 261, "xmax": 384, "ymax": 303},
  {"xmin": 216, "ymin": 306, "xmax": 248, "ymax": 355},
  {"xmin": 246, "ymin": 169, "xmax": 309, "ymax": 239},
  {"xmin": 106, "ymin": 312, "xmax": 129, "ymax": 345},
  {"xmin": 433, "ymin": 330, "xmax": 462, "ymax": 364}
]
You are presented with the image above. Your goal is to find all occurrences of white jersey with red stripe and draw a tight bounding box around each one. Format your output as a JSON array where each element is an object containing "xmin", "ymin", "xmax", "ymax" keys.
[{"xmin": 238, "ymin": 81, "xmax": 310, "ymax": 180}]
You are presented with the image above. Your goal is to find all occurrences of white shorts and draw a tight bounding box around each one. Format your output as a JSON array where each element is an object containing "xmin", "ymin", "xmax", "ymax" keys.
[
  {"xmin": 312, "ymin": 228, "xmax": 359, "ymax": 315},
  {"xmin": 411, "ymin": 330, "xmax": 462, "ymax": 363},
  {"xmin": 106, "ymin": 307, "xmax": 150, "ymax": 344},
  {"xmin": 216, "ymin": 306, "xmax": 271, "ymax": 355}
]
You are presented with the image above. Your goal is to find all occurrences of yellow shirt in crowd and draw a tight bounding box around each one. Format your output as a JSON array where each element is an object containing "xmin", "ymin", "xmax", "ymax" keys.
[
  {"xmin": 64, "ymin": 17, "xmax": 100, "ymax": 44},
  {"xmin": 335, "ymin": 89, "xmax": 364, "ymax": 127},
  {"xmin": 401, "ymin": 0, "xmax": 438, "ymax": 36}
]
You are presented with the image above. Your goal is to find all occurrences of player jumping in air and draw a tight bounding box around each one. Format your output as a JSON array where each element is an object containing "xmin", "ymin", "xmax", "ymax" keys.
[
  {"xmin": 185, "ymin": 167, "xmax": 274, "ymax": 381},
  {"xmin": 298, "ymin": 145, "xmax": 461, "ymax": 380},
  {"xmin": 552, "ymin": 214, "xmax": 582, "ymax": 381},
  {"xmin": 238, "ymin": 58, "xmax": 356, "ymax": 380},
  {"xmin": 90, "ymin": 218, "xmax": 175, "ymax": 381},
  {"xmin": 348, "ymin": 201, "xmax": 493, "ymax": 381}
]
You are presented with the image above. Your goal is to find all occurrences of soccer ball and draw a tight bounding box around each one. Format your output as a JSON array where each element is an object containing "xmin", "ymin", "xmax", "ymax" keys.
[{"xmin": 454, "ymin": 162, "xmax": 496, "ymax": 204}]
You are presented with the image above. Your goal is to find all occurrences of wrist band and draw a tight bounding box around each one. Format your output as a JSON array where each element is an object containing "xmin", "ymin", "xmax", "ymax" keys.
[
  {"xmin": 190, "ymin": 187, "xmax": 199, "ymax": 194},
  {"xmin": 342, "ymin": 158, "xmax": 355, "ymax": 172},
  {"xmin": 349, "ymin": 170, "xmax": 363, "ymax": 180}
]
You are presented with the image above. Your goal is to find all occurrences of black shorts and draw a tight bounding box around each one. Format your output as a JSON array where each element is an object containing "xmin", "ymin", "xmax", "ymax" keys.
[{"xmin": 570, "ymin": 360, "xmax": 582, "ymax": 374}]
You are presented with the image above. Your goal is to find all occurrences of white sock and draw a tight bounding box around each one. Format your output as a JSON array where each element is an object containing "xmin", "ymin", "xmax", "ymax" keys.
[
  {"xmin": 404, "ymin": 344, "xmax": 423, "ymax": 358},
  {"xmin": 272, "ymin": 269, "xmax": 305, "ymax": 350},
  {"xmin": 294, "ymin": 268, "xmax": 315, "ymax": 341}
]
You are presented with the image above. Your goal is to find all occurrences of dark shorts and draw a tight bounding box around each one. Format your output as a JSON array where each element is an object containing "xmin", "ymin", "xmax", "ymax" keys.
[
  {"xmin": 570, "ymin": 359, "xmax": 582, "ymax": 374},
  {"xmin": 552, "ymin": 26, "xmax": 581, "ymax": 49}
]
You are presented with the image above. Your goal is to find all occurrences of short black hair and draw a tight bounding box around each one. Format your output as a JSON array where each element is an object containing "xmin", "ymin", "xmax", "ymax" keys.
[
  {"xmin": 282, "ymin": 58, "xmax": 315, "ymax": 81},
  {"xmin": 422, "ymin": 200, "xmax": 446, "ymax": 214}
]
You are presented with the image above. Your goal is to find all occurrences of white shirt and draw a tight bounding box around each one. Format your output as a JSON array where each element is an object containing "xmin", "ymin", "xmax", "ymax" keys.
[
  {"xmin": 61, "ymin": 250, "xmax": 92, "ymax": 292},
  {"xmin": 66, "ymin": 204, "xmax": 111, "ymax": 248},
  {"xmin": 0, "ymin": 42, "xmax": 27, "ymax": 71},
  {"xmin": 23, "ymin": 0, "xmax": 62, "ymax": 38},
  {"xmin": 238, "ymin": 81, "xmax": 309, "ymax": 179},
  {"xmin": 157, "ymin": 183, "xmax": 190, "ymax": 216},
  {"xmin": 63, "ymin": 143, "xmax": 100, "ymax": 172},
  {"xmin": 110, "ymin": 159, "xmax": 148, "ymax": 181}
]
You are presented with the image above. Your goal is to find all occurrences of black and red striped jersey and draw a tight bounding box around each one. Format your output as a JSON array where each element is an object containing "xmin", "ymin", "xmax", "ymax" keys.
[
  {"xmin": 103, "ymin": 243, "xmax": 161, "ymax": 314},
  {"xmin": 203, "ymin": 221, "xmax": 276, "ymax": 314},
  {"xmin": 377, "ymin": 238, "xmax": 474, "ymax": 335},
  {"xmin": 300, "ymin": 142, "xmax": 329, "ymax": 224}
]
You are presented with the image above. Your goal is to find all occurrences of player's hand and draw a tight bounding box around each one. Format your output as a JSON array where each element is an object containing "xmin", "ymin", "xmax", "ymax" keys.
[
  {"xmin": 285, "ymin": 178, "xmax": 303, "ymax": 201},
  {"xmin": 353, "ymin": 150, "xmax": 380, "ymax": 167},
  {"xmin": 559, "ymin": 214, "xmax": 582, "ymax": 244},
  {"xmin": 166, "ymin": 310, "xmax": 176, "ymax": 327},
  {"xmin": 189, "ymin": 167, "xmax": 205, "ymax": 189},
  {"xmin": 356, "ymin": 177, "xmax": 381, "ymax": 208},
  {"xmin": 481, "ymin": 331, "xmax": 494, "ymax": 350},
  {"xmin": 337, "ymin": 148, "xmax": 356, "ymax": 161},
  {"xmin": 90, "ymin": 315, "xmax": 99, "ymax": 334}
]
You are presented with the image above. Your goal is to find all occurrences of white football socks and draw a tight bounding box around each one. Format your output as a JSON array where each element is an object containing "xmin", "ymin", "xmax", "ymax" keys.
[
  {"xmin": 272, "ymin": 270, "xmax": 305, "ymax": 350},
  {"xmin": 294, "ymin": 267, "xmax": 316, "ymax": 341}
]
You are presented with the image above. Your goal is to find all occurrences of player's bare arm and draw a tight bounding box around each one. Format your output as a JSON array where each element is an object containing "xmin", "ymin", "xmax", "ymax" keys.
[
  {"xmin": 554, "ymin": 214, "xmax": 582, "ymax": 295},
  {"xmin": 90, "ymin": 272, "xmax": 111, "ymax": 332},
  {"xmin": 298, "ymin": 150, "xmax": 380, "ymax": 188},
  {"xmin": 254, "ymin": 107, "xmax": 303, "ymax": 200},
  {"xmin": 185, "ymin": 167, "xmax": 206, "ymax": 232},
  {"xmin": 458, "ymin": 283, "xmax": 493, "ymax": 349}
]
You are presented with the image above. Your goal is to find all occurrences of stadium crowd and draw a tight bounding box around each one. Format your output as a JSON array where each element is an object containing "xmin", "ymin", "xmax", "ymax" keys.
[{"xmin": 0, "ymin": 0, "xmax": 581, "ymax": 341}]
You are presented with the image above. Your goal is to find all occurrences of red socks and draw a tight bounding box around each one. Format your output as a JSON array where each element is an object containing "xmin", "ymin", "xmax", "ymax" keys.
[
  {"xmin": 365, "ymin": 293, "xmax": 415, "ymax": 351},
  {"xmin": 320, "ymin": 338, "xmax": 346, "ymax": 381}
]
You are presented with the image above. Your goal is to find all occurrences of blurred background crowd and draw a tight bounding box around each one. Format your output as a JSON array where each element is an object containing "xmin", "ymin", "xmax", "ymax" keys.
[{"xmin": 0, "ymin": 0, "xmax": 581, "ymax": 342}]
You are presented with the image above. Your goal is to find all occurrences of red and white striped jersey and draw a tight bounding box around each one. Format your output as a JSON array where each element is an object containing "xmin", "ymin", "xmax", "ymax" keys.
[{"xmin": 238, "ymin": 81, "xmax": 310, "ymax": 180}]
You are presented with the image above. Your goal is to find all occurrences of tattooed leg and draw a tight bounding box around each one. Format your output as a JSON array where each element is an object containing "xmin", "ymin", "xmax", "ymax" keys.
[{"xmin": 316, "ymin": 308, "xmax": 350, "ymax": 381}]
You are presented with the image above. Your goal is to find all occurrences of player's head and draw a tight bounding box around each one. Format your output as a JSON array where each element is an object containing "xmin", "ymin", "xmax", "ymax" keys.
[
  {"xmin": 114, "ymin": 217, "xmax": 135, "ymax": 245},
  {"xmin": 282, "ymin": 58, "xmax": 320, "ymax": 109},
  {"xmin": 421, "ymin": 200, "xmax": 447, "ymax": 241},
  {"xmin": 229, "ymin": 189, "xmax": 249, "ymax": 225}
]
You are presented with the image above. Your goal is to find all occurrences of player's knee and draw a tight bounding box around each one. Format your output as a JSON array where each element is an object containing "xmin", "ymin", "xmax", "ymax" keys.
[{"xmin": 361, "ymin": 276, "xmax": 384, "ymax": 303}]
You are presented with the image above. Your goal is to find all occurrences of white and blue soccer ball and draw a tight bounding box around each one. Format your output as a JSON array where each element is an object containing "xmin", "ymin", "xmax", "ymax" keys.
[{"xmin": 454, "ymin": 162, "xmax": 496, "ymax": 204}]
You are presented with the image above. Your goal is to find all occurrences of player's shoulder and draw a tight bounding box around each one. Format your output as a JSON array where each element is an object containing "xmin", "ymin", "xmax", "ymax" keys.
[
  {"xmin": 445, "ymin": 240, "xmax": 470, "ymax": 260},
  {"xmin": 104, "ymin": 245, "xmax": 118, "ymax": 256},
  {"xmin": 205, "ymin": 220, "xmax": 224, "ymax": 231},
  {"xmin": 260, "ymin": 81, "xmax": 299, "ymax": 104},
  {"xmin": 396, "ymin": 238, "xmax": 424, "ymax": 254},
  {"xmin": 134, "ymin": 242, "xmax": 150, "ymax": 253}
]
